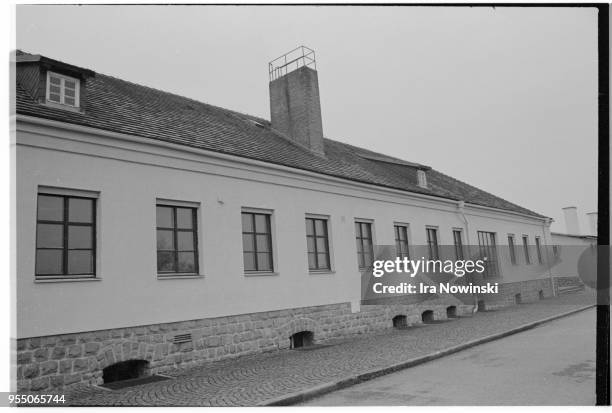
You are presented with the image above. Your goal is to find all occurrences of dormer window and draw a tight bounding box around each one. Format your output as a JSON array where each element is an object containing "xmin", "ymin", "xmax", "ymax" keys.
[
  {"xmin": 46, "ymin": 71, "xmax": 80, "ymax": 108},
  {"xmin": 417, "ymin": 170, "xmax": 427, "ymax": 188}
]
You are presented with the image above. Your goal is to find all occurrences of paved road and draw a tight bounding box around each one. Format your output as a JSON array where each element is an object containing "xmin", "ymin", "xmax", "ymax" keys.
[{"xmin": 303, "ymin": 308, "xmax": 595, "ymax": 406}]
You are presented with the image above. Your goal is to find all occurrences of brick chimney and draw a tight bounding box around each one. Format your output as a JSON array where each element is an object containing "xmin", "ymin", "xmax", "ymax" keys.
[{"xmin": 269, "ymin": 46, "xmax": 324, "ymax": 156}]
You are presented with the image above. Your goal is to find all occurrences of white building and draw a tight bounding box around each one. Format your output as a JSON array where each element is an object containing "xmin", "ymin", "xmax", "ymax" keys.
[{"xmin": 14, "ymin": 47, "xmax": 557, "ymax": 392}]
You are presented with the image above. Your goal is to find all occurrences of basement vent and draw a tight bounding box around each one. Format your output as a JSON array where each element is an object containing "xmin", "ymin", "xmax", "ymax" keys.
[
  {"xmin": 421, "ymin": 310, "xmax": 434, "ymax": 324},
  {"xmin": 514, "ymin": 293, "xmax": 522, "ymax": 305},
  {"xmin": 392, "ymin": 315, "xmax": 407, "ymax": 329},
  {"xmin": 173, "ymin": 333, "xmax": 193, "ymax": 344}
]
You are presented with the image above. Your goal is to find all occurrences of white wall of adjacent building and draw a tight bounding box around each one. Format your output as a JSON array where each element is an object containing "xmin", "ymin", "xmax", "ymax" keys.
[{"xmin": 16, "ymin": 117, "xmax": 553, "ymax": 338}]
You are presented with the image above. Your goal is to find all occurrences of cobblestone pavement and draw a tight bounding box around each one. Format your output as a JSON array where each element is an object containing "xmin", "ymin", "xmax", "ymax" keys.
[{"xmin": 64, "ymin": 292, "xmax": 594, "ymax": 406}]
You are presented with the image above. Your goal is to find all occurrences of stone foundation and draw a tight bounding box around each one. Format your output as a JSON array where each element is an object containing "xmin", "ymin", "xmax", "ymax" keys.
[
  {"xmin": 14, "ymin": 278, "xmax": 552, "ymax": 392},
  {"xmin": 478, "ymin": 277, "xmax": 553, "ymax": 310}
]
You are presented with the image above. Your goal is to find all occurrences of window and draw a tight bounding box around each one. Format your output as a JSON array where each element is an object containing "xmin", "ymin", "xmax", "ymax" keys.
[
  {"xmin": 242, "ymin": 212, "xmax": 273, "ymax": 272},
  {"xmin": 46, "ymin": 71, "xmax": 80, "ymax": 108},
  {"xmin": 36, "ymin": 194, "xmax": 96, "ymax": 278},
  {"xmin": 306, "ymin": 217, "xmax": 330, "ymax": 271},
  {"xmin": 394, "ymin": 224, "xmax": 410, "ymax": 259},
  {"xmin": 477, "ymin": 231, "xmax": 499, "ymax": 278},
  {"xmin": 156, "ymin": 205, "xmax": 198, "ymax": 274},
  {"xmin": 553, "ymin": 245, "xmax": 560, "ymax": 257},
  {"xmin": 522, "ymin": 235, "xmax": 531, "ymax": 264},
  {"xmin": 426, "ymin": 227, "xmax": 439, "ymax": 260},
  {"xmin": 452, "ymin": 229, "xmax": 464, "ymax": 260},
  {"xmin": 355, "ymin": 221, "xmax": 374, "ymax": 269},
  {"xmin": 535, "ymin": 236, "xmax": 543, "ymax": 264},
  {"xmin": 417, "ymin": 170, "xmax": 427, "ymax": 188},
  {"xmin": 508, "ymin": 235, "xmax": 517, "ymax": 265}
]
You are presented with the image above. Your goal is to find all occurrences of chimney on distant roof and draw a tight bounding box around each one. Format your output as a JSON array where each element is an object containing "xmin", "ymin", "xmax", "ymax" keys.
[
  {"xmin": 586, "ymin": 212, "xmax": 598, "ymax": 236},
  {"xmin": 269, "ymin": 46, "xmax": 325, "ymax": 156},
  {"xmin": 562, "ymin": 206, "xmax": 581, "ymax": 235}
]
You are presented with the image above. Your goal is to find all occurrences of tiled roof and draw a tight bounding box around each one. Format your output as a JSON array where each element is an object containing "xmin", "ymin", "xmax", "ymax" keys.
[{"xmin": 15, "ymin": 51, "xmax": 544, "ymax": 218}]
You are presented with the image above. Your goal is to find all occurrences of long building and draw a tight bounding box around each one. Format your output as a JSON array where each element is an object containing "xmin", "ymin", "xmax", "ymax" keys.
[{"xmin": 14, "ymin": 47, "xmax": 559, "ymax": 392}]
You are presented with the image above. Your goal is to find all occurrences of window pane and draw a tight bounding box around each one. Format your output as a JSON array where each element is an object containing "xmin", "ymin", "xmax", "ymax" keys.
[
  {"xmin": 49, "ymin": 76, "xmax": 61, "ymax": 85},
  {"xmin": 315, "ymin": 219, "xmax": 325, "ymax": 235},
  {"xmin": 36, "ymin": 250, "xmax": 63, "ymax": 275},
  {"xmin": 68, "ymin": 250, "xmax": 93, "ymax": 274},
  {"xmin": 68, "ymin": 198, "xmax": 93, "ymax": 223},
  {"xmin": 363, "ymin": 252, "xmax": 372, "ymax": 267},
  {"xmin": 305, "ymin": 219, "xmax": 314, "ymax": 236},
  {"xmin": 256, "ymin": 234, "xmax": 270, "ymax": 252},
  {"xmin": 64, "ymin": 97, "xmax": 75, "ymax": 106},
  {"xmin": 64, "ymin": 88, "xmax": 75, "ymax": 97},
  {"xmin": 243, "ymin": 252, "xmax": 256, "ymax": 271},
  {"xmin": 362, "ymin": 224, "xmax": 371, "ymax": 238},
  {"xmin": 317, "ymin": 253, "xmax": 329, "ymax": 269},
  {"xmin": 64, "ymin": 79, "xmax": 76, "ymax": 89},
  {"xmin": 157, "ymin": 230, "xmax": 174, "ymax": 250},
  {"xmin": 242, "ymin": 213, "xmax": 253, "ymax": 232},
  {"xmin": 355, "ymin": 222, "xmax": 361, "ymax": 237},
  {"xmin": 38, "ymin": 195, "xmax": 63, "ymax": 221},
  {"xmin": 357, "ymin": 252, "xmax": 365, "ymax": 268},
  {"xmin": 356, "ymin": 238, "xmax": 364, "ymax": 254},
  {"xmin": 49, "ymin": 93, "xmax": 61, "ymax": 102},
  {"xmin": 157, "ymin": 251, "xmax": 175, "ymax": 272},
  {"xmin": 68, "ymin": 225, "xmax": 92, "ymax": 249},
  {"xmin": 308, "ymin": 253, "xmax": 317, "ymax": 269},
  {"xmin": 255, "ymin": 214, "xmax": 268, "ymax": 233},
  {"xmin": 176, "ymin": 208, "xmax": 193, "ymax": 229},
  {"xmin": 156, "ymin": 206, "xmax": 174, "ymax": 228},
  {"xmin": 316, "ymin": 237, "xmax": 327, "ymax": 253},
  {"xmin": 50, "ymin": 85, "xmax": 61, "ymax": 94},
  {"xmin": 306, "ymin": 237, "xmax": 316, "ymax": 254},
  {"xmin": 37, "ymin": 224, "xmax": 63, "ymax": 248},
  {"xmin": 177, "ymin": 231, "xmax": 194, "ymax": 250},
  {"xmin": 242, "ymin": 233, "xmax": 254, "ymax": 252},
  {"xmin": 178, "ymin": 252, "xmax": 196, "ymax": 272},
  {"xmin": 257, "ymin": 253, "xmax": 272, "ymax": 271}
]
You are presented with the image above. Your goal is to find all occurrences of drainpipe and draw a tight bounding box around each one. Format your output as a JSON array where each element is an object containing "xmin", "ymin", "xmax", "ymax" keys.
[
  {"xmin": 541, "ymin": 218, "xmax": 557, "ymax": 297},
  {"xmin": 457, "ymin": 200, "xmax": 479, "ymax": 314}
]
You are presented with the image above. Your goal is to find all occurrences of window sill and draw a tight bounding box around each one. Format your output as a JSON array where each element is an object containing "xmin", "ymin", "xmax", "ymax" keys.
[
  {"xmin": 244, "ymin": 272, "xmax": 279, "ymax": 277},
  {"xmin": 309, "ymin": 270, "xmax": 335, "ymax": 275},
  {"xmin": 157, "ymin": 274, "xmax": 203, "ymax": 280},
  {"xmin": 35, "ymin": 277, "xmax": 100, "ymax": 283}
]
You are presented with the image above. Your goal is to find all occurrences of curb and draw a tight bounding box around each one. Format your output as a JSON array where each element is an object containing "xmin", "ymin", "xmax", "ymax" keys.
[{"xmin": 258, "ymin": 304, "xmax": 595, "ymax": 406}]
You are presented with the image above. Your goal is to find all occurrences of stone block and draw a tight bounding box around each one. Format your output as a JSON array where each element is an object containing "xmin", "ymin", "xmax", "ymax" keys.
[
  {"xmin": 22, "ymin": 364, "xmax": 39, "ymax": 379},
  {"xmin": 73, "ymin": 358, "xmax": 89, "ymax": 372},
  {"xmin": 64, "ymin": 373, "xmax": 82, "ymax": 385},
  {"xmin": 84, "ymin": 342, "xmax": 100, "ymax": 356},
  {"xmin": 17, "ymin": 351, "xmax": 32, "ymax": 364},
  {"xmin": 40, "ymin": 360, "xmax": 58, "ymax": 376},
  {"xmin": 67, "ymin": 345, "xmax": 82, "ymax": 358},
  {"xmin": 59, "ymin": 359, "xmax": 72, "ymax": 374},
  {"xmin": 51, "ymin": 347, "xmax": 66, "ymax": 360},
  {"xmin": 30, "ymin": 376, "xmax": 49, "ymax": 391},
  {"xmin": 33, "ymin": 348, "xmax": 49, "ymax": 362}
]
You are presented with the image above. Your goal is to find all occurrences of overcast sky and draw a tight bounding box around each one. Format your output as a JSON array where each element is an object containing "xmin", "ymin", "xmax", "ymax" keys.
[{"xmin": 16, "ymin": 5, "xmax": 598, "ymax": 234}]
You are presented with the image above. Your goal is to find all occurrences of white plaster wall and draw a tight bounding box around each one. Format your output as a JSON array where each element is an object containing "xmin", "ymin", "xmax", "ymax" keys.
[{"xmin": 16, "ymin": 119, "xmax": 553, "ymax": 337}]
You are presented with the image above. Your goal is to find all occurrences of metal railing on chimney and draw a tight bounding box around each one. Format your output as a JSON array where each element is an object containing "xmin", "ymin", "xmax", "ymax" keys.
[{"xmin": 269, "ymin": 46, "xmax": 317, "ymax": 81}]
